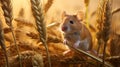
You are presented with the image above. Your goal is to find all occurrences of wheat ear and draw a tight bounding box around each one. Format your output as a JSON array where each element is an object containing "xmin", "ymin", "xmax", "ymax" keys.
[
  {"xmin": 96, "ymin": 0, "xmax": 111, "ymax": 66},
  {"xmin": 96, "ymin": 0, "xmax": 104, "ymax": 57},
  {"xmin": 44, "ymin": 0, "xmax": 53, "ymax": 13},
  {"xmin": 102, "ymin": 0, "xmax": 111, "ymax": 66},
  {"xmin": 0, "ymin": 0, "xmax": 22, "ymax": 67},
  {"xmin": 30, "ymin": 0, "xmax": 51, "ymax": 67},
  {"xmin": 0, "ymin": 20, "xmax": 9, "ymax": 67},
  {"xmin": 96, "ymin": 0, "xmax": 106, "ymax": 66}
]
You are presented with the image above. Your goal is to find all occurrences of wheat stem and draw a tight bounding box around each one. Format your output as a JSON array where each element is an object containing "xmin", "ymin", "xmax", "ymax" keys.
[
  {"xmin": 84, "ymin": 0, "xmax": 89, "ymax": 28},
  {"xmin": 66, "ymin": 43, "xmax": 113, "ymax": 67},
  {"xmin": 0, "ymin": 0, "xmax": 22, "ymax": 67},
  {"xmin": 30, "ymin": 0, "xmax": 51, "ymax": 67}
]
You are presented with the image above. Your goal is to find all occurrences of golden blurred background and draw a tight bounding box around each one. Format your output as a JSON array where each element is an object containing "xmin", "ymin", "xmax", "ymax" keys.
[{"xmin": 10, "ymin": 0, "xmax": 120, "ymax": 33}]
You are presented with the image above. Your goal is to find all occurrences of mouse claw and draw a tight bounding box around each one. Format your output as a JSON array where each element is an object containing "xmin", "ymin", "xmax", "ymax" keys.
[{"xmin": 63, "ymin": 39, "xmax": 67, "ymax": 45}]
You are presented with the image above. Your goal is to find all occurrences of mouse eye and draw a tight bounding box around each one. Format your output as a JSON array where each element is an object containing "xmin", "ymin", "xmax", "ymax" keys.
[{"xmin": 69, "ymin": 20, "xmax": 74, "ymax": 24}]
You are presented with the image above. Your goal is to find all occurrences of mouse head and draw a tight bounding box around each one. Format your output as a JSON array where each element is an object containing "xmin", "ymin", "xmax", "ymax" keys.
[{"xmin": 61, "ymin": 11, "xmax": 84, "ymax": 33}]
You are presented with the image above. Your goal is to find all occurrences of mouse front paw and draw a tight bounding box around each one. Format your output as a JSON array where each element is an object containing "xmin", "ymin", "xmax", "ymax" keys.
[
  {"xmin": 73, "ymin": 40, "xmax": 81, "ymax": 48},
  {"xmin": 63, "ymin": 39, "xmax": 67, "ymax": 45}
]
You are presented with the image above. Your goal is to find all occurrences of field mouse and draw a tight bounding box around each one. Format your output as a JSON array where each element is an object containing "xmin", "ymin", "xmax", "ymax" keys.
[{"xmin": 61, "ymin": 11, "xmax": 94, "ymax": 55}]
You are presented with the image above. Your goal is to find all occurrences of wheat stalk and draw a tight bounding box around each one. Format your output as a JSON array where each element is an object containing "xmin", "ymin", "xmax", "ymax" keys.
[
  {"xmin": 30, "ymin": 0, "xmax": 51, "ymax": 67},
  {"xmin": 0, "ymin": 20, "xmax": 9, "ymax": 67},
  {"xmin": 0, "ymin": 0, "xmax": 22, "ymax": 67},
  {"xmin": 66, "ymin": 43, "xmax": 113, "ymax": 67},
  {"xmin": 96, "ymin": 0, "xmax": 111, "ymax": 66}
]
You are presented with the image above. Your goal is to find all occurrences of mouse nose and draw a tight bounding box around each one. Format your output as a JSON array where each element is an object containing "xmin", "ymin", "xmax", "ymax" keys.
[{"xmin": 62, "ymin": 26, "xmax": 67, "ymax": 31}]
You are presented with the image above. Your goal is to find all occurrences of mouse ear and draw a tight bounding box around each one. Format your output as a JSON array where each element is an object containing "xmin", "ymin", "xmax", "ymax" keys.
[
  {"xmin": 76, "ymin": 11, "xmax": 85, "ymax": 21},
  {"xmin": 62, "ymin": 11, "xmax": 67, "ymax": 19}
]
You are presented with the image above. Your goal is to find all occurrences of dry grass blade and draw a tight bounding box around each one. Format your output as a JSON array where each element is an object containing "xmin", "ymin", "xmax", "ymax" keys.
[
  {"xmin": 112, "ymin": 8, "xmax": 120, "ymax": 15},
  {"xmin": 30, "ymin": 0, "xmax": 51, "ymax": 67},
  {"xmin": 0, "ymin": 20, "xmax": 9, "ymax": 67},
  {"xmin": 106, "ymin": 56, "xmax": 120, "ymax": 61},
  {"xmin": 14, "ymin": 18, "xmax": 34, "ymax": 27},
  {"xmin": 0, "ymin": 0, "xmax": 22, "ymax": 67}
]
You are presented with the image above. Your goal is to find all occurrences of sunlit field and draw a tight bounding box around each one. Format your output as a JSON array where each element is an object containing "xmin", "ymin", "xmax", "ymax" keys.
[{"xmin": 0, "ymin": 0, "xmax": 120, "ymax": 67}]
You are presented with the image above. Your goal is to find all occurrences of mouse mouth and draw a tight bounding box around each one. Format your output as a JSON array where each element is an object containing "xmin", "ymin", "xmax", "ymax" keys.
[{"xmin": 62, "ymin": 26, "xmax": 68, "ymax": 31}]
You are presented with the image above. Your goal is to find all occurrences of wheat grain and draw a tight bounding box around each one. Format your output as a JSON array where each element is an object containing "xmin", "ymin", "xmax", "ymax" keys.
[
  {"xmin": 0, "ymin": 0, "xmax": 12, "ymax": 26},
  {"xmin": 18, "ymin": 8, "xmax": 24, "ymax": 17},
  {"xmin": 84, "ymin": 0, "xmax": 89, "ymax": 7}
]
